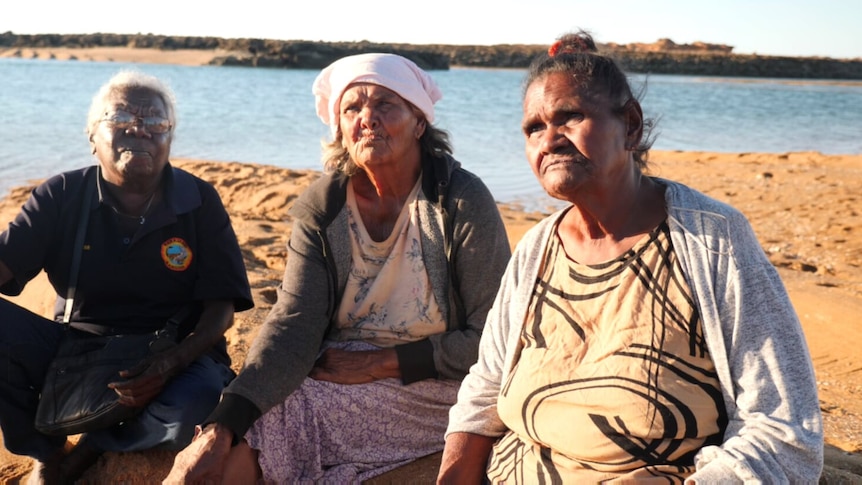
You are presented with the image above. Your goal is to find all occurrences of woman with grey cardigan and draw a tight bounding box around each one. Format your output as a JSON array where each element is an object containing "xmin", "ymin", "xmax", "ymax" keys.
[{"xmin": 167, "ymin": 53, "xmax": 510, "ymax": 483}]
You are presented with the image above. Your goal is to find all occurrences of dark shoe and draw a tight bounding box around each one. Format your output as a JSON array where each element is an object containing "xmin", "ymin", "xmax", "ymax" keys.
[{"xmin": 58, "ymin": 439, "xmax": 103, "ymax": 483}]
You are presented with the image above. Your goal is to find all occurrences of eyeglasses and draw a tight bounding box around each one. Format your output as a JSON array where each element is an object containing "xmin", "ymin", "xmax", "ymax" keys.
[{"xmin": 100, "ymin": 110, "xmax": 172, "ymax": 134}]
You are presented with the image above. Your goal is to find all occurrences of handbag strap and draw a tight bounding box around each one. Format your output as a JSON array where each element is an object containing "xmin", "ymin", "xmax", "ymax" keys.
[{"xmin": 62, "ymin": 170, "xmax": 96, "ymax": 324}]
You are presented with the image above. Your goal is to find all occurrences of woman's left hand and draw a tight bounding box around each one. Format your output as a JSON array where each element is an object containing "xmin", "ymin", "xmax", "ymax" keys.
[
  {"xmin": 108, "ymin": 351, "xmax": 181, "ymax": 408},
  {"xmin": 309, "ymin": 348, "xmax": 400, "ymax": 384}
]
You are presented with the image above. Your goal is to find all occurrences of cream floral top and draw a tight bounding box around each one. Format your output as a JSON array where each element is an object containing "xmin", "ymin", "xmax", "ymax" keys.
[{"xmin": 334, "ymin": 177, "xmax": 446, "ymax": 347}]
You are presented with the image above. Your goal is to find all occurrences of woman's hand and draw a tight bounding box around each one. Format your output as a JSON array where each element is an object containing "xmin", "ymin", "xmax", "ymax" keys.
[
  {"xmin": 110, "ymin": 299, "xmax": 234, "ymax": 408},
  {"xmin": 437, "ymin": 432, "xmax": 496, "ymax": 484},
  {"xmin": 108, "ymin": 349, "xmax": 182, "ymax": 408},
  {"xmin": 163, "ymin": 422, "xmax": 234, "ymax": 484},
  {"xmin": 309, "ymin": 348, "xmax": 400, "ymax": 384}
]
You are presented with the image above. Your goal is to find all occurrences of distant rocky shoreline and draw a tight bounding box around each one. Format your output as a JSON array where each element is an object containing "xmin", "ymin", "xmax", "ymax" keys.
[{"xmin": 3, "ymin": 32, "xmax": 861, "ymax": 80}]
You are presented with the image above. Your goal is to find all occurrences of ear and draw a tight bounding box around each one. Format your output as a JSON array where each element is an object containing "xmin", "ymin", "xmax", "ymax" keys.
[
  {"xmin": 88, "ymin": 131, "xmax": 96, "ymax": 154},
  {"xmin": 623, "ymin": 100, "xmax": 644, "ymax": 150},
  {"xmin": 414, "ymin": 119, "xmax": 427, "ymax": 140}
]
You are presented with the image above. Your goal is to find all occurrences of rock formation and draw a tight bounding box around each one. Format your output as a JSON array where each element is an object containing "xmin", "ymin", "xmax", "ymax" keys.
[{"xmin": 2, "ymin": 31, "xmax": 861, "ymax": 79}]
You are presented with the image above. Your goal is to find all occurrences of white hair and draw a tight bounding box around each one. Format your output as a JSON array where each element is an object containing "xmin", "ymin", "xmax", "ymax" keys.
[{"xmin": 85, "ymin": 70, "xmax": 177, "ymax": 137}]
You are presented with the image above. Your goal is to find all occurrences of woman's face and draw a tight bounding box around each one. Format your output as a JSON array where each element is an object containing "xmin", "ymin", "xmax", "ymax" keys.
[
  {"xmin": 338, "ymin": 83, "xmax": 425, "ymax": 172},
  {"xmin": 89, "ymin": 86, "xmax": 172, "ymax": 189},
  {"xmin": 521, "ymin": 72, "xmax": 639, "ymax": 201}
]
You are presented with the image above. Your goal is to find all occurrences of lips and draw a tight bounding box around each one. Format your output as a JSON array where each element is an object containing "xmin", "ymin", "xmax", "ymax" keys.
[{"xmin": 119, "ymin": 147, "xmax": 151, "ymax": 157}]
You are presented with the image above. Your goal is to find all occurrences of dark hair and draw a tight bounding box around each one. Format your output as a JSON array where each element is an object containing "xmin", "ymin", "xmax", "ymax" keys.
[{"xmin": 524, "ymin": 30, "xmax": 657, "ymax": 169}]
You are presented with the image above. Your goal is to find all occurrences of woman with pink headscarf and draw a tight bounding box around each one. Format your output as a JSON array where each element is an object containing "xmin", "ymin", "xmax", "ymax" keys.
[{"xmin": 166, "ymin": 53, "xmax": 511, "ymax": 482}]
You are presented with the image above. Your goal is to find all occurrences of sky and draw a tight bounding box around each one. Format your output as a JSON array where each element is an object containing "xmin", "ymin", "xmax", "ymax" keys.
[{"xmin": 3, "ymin": 0, "xmax": 860, "ymax": 59}]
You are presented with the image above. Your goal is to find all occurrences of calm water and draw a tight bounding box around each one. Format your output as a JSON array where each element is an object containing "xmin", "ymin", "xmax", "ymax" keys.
[{"xmin": 2, "ymin": 58, "xmax": 861, "ymax": 210}]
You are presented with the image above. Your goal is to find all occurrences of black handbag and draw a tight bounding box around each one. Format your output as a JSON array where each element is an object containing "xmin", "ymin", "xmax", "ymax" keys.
[
  {"xmin": 33, "ymin": 172, "xmax": 188, "ymax": 436},
  {"xmin": 34, "ymin": 320, "xmax": 182, "ymax": 435}
]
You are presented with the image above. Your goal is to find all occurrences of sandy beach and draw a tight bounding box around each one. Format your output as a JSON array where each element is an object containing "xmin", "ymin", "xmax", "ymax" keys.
[
  {"xmin": 0, "ymin": 46, "xmax": 232, "ymax": 66},
  {"xmin": 0, "ymin": 151, "xmax": 861, "ymax": 482},
  {"xmin": 1, "ymin": 46, "xmax": 861, "ymax": 483}
]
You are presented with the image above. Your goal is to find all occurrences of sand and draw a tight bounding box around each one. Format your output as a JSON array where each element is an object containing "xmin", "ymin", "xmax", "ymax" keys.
[
  {"xmin": 0, "ymin": 151, "xmax": 860, "ymax": 482},
  {"xmin": 1, "ymin": 43, "xmax": 861, "ymax": 484},
  {"xmin": 0, "ymin": 46, "xmax": 230, "ymax": 66}
]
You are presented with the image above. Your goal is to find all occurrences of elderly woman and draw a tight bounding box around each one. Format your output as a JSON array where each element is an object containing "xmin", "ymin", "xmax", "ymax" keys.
[
  {"xmin": 167, "ymin": 53, "xmax": 510, "ymax": 482},
  {"xmin": 438, "ymin": 31, "xmax": 823, "ymax": 483},
  {"xmin": 0, "ymin": 70, "xmax": 253, "ymax": 483}
]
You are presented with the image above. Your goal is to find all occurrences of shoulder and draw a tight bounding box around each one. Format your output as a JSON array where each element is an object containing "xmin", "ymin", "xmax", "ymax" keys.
[
  {"xmin": 168, "ymin": 166, "xmax": 224, "ymax": 214},
  {"xmin": 27, "ymin": 166, "xmax": 95, "ymax": 211},
  {"xmin": 446, "ymin": 157, "xmax": 489, "ymax": 194},
  {"xmin": 36, "ymin": 166, "xmax": 93, "ymax": 194},
  {"xmin": 171, "ymin": 166, "xmax": 212, "ymax": 194},
  {"xmin": 658, "ymin": 178, "xmax": 765, "ymax": 264},
  {"xmin": 515, "ymin": 211, "xmax": 560, "ymax": 252},
  {"xmin": 434, "ymin": 157, "xmax": 497, "ymax": 216},
  {"xmin": 658, "ymin": 178, "xmax": 745, "ymax": 220},
  {"xmin": 289, "ymin": 171, "xmax": 347, "ymax": 228}
]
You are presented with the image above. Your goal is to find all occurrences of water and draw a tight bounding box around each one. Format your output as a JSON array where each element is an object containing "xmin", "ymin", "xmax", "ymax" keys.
[{"xmin": 2, "ymin": 58, "xmax": 862, "ymax": 210}]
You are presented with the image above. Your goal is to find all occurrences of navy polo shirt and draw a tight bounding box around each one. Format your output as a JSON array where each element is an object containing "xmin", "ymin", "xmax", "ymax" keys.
[{"xmin": 0, "ymin": 164, "xmax": 253, "ymax": 363}]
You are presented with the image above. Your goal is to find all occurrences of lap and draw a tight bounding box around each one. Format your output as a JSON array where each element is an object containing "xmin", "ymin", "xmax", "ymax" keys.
[
  {"xmin": 246, "ymin": 340, "xmax": 460, "ymax": 482},
  {"xmin": 0, "ymin": 298, "xmax": 68, "ymax": 383}
]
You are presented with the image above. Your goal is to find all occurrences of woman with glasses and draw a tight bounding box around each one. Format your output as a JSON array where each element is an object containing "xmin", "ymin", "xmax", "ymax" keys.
[
  {"xmin": 167, "ymin": 53, "xmax": 511, "ymax": 483},
  {"xmin": 0, "ymin": 70, "xmax": 253, "ymax": 483}
]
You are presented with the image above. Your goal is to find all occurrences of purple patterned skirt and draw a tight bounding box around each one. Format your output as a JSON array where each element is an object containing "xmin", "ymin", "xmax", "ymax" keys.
[{"xmin": 245, "ymin": 341, "xmax": 460, "ymax": 483}]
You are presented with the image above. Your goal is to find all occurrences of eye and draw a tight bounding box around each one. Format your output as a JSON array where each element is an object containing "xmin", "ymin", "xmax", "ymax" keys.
[
  {"xmin": 108, "ymin": 111, "xmax": 136, "ymax": 124},
  {"xmin": 142, "ymin": 117, "xmax": 172, "ymax": 134},
  {"xmin": 563, "ymin": 112, "xmax": 584, "ymax": 125},
  {"xmin": 523, "ymin": 123, "xmax": 544, "ymax": 137},
  {"xmin": 341, "ymin": 103, "xmax": 360, "ymax": 114}
]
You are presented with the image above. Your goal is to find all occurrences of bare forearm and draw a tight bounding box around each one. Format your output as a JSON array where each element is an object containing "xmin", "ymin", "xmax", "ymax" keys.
[
  {"xmin": 171, "ymin": 299, "xmax": 234, "ymax": 368},
  {"xmin": 437, "ymin": 432, "xmax": 496, "ymax": 484}
]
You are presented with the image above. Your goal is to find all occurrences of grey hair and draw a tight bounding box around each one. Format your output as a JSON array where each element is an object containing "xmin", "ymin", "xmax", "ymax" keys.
[{"xmin": 85, "ymin": 70, "xmax": 177, "ymax": 138}]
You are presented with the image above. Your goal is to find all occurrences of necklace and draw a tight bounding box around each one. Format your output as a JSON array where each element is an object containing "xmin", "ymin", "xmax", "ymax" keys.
[{"xmin": 110, "ymin": 191, "xmax": 156, "ymax": 225}]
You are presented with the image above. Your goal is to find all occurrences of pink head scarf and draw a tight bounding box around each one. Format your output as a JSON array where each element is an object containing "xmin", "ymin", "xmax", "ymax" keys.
[{"xmin": 312, "ymin": 53, "xmax": 443, "ymax": 137}]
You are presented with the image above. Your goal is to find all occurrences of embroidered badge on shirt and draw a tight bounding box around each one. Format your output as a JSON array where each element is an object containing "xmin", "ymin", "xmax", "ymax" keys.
[{"xmin": 161, "ymin": 238, "xmax": 193, "ymax": 271}]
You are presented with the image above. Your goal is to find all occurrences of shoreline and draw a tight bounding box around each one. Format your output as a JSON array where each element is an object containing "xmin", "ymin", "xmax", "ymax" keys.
[
  {"xmin": 1, "ymin": 151, "xmax": 862, "ymax": 481},
  {"xmin": 3, "ymin": 44, "xmax": 862, "ymax": 81}
]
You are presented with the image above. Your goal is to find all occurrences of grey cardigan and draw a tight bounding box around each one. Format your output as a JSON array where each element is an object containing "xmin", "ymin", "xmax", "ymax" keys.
[
  {"xmin": 446, "ymin": 178, "xmax": 823, "ymax": 483},
  {"xmin": 209, "ymin": 154, "xmax": 511, "ymax": 438}
]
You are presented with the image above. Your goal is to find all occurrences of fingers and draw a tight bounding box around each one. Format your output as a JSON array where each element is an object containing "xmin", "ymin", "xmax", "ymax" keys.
[
  {"xmin": 118, "ymin": 359, "xmax": 152, "ymax": 379},
  {"xmin": 109, "ymin": 372, "xmax": 166, "ymax": 407},
  {"xmin": 308, "ymin": 366, "xmax": 329, "ymax": 381}
]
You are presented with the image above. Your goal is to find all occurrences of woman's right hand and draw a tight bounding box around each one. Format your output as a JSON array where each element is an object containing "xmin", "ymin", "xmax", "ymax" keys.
[
  {"xmin": 309, "ymin": 347, "xmax": 400, "ymax": 384},
  {"xmin": 163, "ymin": 423, "xmax": 234, "ymax": 484}
]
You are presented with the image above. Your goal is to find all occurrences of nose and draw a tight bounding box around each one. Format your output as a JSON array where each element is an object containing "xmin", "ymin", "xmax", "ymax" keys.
[
  {"xmin": 359, "ymin": 107, "xmax": 379, "ymax": 129},
  {"xmin": 125, "ymin": 119, "xmax": 153, "ymax": 138},
  {"xmin": 538, "ymin": 125, "xmax": 567, "ymax": 154}
]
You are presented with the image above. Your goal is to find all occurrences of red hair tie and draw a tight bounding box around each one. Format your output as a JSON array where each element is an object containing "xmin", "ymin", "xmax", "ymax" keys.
[{"xmin": 548, "ymin": 40, "xmax": 563, "ymax": 57}]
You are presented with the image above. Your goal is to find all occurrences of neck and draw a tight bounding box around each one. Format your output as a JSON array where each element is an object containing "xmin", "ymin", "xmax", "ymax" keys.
[
  {"xmin": 103, "ymin": 180, "xmax": 161, "ymax": 219},
  {"xmin": 354, "ymin": 156, "xmax": 421, "ymax": 204},
  {"xmin": 558, "ymin": 174, "xmax": 666, "ymax": 264}
]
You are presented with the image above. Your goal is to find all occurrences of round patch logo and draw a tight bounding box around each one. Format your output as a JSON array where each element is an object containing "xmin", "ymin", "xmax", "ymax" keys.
[{"xmin": 161, "ymin": 238, "xmax": 193, "ymax": 271}]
